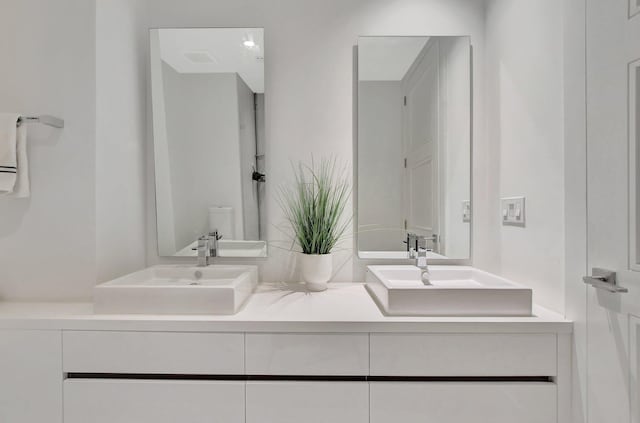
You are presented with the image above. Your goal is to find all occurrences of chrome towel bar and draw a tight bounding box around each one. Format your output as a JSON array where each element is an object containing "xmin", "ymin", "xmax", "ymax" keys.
[{"xmin": 17, "ymin": 115, "xmax": 64, "ymax": 128}]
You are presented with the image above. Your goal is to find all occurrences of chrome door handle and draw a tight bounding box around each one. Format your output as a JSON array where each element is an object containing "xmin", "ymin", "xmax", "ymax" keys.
[{"xmin": 583, "ymin": 268, "xmax": 628, "ymax": 293}]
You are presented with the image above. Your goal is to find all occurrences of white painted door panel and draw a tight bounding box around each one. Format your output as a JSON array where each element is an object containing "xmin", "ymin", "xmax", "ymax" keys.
[
  {"xmin": 0, "ymin": 330, "xmax": 62, "ymax": 423},
  {"xmin": 64, "ymin": 379, "xmax": 245, "ymax": 423},
  {"xmin": 370, "ymin": 382, "xmax": 557, "ymax": 423},
  {"xmin": 246, "ymin": 381, "xmax": 369, "ymax": 423},
  {"xmin": 586, "ymin": 0, "xmax": 640, "ymax": 422}
]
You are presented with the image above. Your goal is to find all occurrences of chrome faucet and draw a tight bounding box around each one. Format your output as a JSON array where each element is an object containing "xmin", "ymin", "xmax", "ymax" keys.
[
  {"xmin": 196, "ymin": 231, "xmax": 222, "ymax": 267},
  {"xmin": 208, "ymin": 230, "xmax": 222, "ymax": 258},
  {"xmin": 197, "ymin": 235, "xmax": 211, "ymax": 267},
  {"xmin": 406, "ymin": 233, "xmax": 432, "ymax": 285}
]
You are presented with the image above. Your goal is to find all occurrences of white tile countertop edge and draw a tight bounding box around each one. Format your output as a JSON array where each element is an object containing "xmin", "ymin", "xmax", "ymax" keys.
[{"xmin": 0, "ymin": 283, "xmax": 572, "ymax": 333}]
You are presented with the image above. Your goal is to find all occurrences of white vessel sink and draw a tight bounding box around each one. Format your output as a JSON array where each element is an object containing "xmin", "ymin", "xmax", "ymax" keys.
[
  {"xmin": 94, "ymin": 265, "xmax": 258, "ymax": 315},
  {"xmin": 366, "ymin": 265, "xmax": 532, "ymax": 316}
]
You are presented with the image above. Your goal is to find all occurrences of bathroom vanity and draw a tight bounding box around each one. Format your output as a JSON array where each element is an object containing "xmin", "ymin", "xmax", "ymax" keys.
[{"xmin": 0, "ymin": 282, "xmax": 571, "ymax": 423}]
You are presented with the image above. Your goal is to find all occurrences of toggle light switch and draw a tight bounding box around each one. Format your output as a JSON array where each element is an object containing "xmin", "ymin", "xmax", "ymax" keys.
[{"xmin": 501, "ymin": 196, "xmax": 526, "ymax": 227}]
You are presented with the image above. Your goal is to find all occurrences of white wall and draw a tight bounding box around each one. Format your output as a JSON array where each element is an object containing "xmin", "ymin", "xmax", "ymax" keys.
[
  {"xmin": 0, "ymin": 0, "xmax": 148, "ymax": 300},
  {"xmin": 484, "ymin": 0, "xmax": 566, "ymax": 313},
  {"xmin": 96, "ymin": 0, "xmax": 147, "ymax": 284},
  {"xmin": 0, "ymin": 0, "xmax": 491, "ymax": 298},
  {"xmin": 439, "ymin": 37, "xmax": 471, "ymax": 259},
  {"xmin": 149, "ymin": 30, "xmax": 177, "ymax": 255},
  {"xmin": 138, "ymin": 0, "xmax": 489, "ymax": 283},
  {"xmin": 357, "ymin": 81, "xmax": 404, "ymax": 251},
  {"xmin": 236, "ymin": 76, "xmax": 260, "ymax": 241},
  {"xmin": 0, "ymin": 0, "xmax": 97, "ymax": 300},
  {"xmin": 562, "ymin": 0, "xmax": 587, "ymax": 421},
  {"xmin": 255, "ymin": 93, "xmax": 266, "ymax": 239},
  {"xmin": 0, "ymin": 0, "xmax": 578, "ymax": 311},
  {"xmin": 161, "ymin": 67, "xmax": 244, "ymax": 248}
]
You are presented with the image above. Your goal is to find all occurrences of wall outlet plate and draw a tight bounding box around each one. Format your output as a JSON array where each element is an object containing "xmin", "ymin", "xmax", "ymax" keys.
[
  {"xmin": 462, "ymin": 201, "xmax": 471, "ymax": 223},
  {"xmin": 501, "ymin": 196, "xmax": 525, "ymax": 227}
]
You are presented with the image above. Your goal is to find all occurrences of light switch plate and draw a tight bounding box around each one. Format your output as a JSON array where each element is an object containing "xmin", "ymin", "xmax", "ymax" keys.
[
  {"xmin": 501, "ymin": 196, "xmax": 525, "ymax": 226},
  {"xmin": 462, "ymin": 201, "xmax": 471, "ymax": 223}
]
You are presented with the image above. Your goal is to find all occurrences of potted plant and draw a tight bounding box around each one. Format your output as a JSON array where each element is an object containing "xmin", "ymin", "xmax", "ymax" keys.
[{"xmin": 279, "ymin": 157, "xmax": 351, "ymax": 291}]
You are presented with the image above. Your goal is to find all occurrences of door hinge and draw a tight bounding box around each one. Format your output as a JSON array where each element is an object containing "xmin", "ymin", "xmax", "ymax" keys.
[
  {"xmin": 404, "ymin": 158, "xmax": 407, "ymax": 168},
  {"xmin": 403, "ymin": 96, "xmax": 407, "ymax": 106},
  {"xmin": 403, "ymin": 219, "xmax": 407, "ymax": 230}
]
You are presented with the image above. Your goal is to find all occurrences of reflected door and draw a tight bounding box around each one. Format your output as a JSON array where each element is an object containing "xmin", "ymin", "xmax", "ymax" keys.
[
  {"xmin": 586, "ymin": 0, "xmax": 640, "ymax": 422},
  {"xmin": 403, "ymin": 39, "xmax": 440, "ymax": 251}
]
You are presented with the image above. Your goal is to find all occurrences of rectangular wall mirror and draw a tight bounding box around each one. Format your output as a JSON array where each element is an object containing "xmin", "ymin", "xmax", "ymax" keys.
[
  {"xmin": 150, "ymin": 28, "xmax": 267, "ymax": 258},
  {"xmin": 356, "ymin": 36, "xmax": 471, "ymax": 260}
]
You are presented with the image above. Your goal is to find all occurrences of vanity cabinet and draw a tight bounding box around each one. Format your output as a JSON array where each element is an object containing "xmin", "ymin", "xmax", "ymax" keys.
[
  {"xmin": 246, "ymin": 381, "xmax": 369, "ymax": 423},
  {"xmin": 64, "ymin": 379, "xmax": 245, "ymax": 423},
  {"xmin": 0, "ymin": 327, "xmax": 569, "ymax": 423}
]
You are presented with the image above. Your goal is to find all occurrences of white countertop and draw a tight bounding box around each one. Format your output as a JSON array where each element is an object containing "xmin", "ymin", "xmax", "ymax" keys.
[{"xmin": 0, "ymin": 283, "xmax": 571, "ymax": 333}]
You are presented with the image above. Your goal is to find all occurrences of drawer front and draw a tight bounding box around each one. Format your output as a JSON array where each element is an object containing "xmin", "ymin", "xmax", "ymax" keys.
[
  {"xmin": 370, "ymin": 333, "xmax": 556, "ymax": 376},
  {"xmin": 245, "ymin": 333, "xmax": 369, "ymax": 375},
  {"xmin": 64, "ymin": 379, "xmax": 244, "ymax": 423},
  {"xmin": 370, "ymin": 382, "xmax": 556, "ymax": 423},
  {"xmin": 246, "ymin": 381, "xmax": 369, "ymax": 423},
  {"xmin": 63, "ymin": 331, "xmax": 244, "ymax": 374}
]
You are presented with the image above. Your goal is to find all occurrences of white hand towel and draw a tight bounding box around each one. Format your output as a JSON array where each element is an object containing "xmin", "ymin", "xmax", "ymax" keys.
[
  {"xmin": 0, "ymin": 113, "xmax": 19, "ymax": 194},
  {"xmin": 8, "ymin": 122, "xmax": 29, "ymax": 198}
]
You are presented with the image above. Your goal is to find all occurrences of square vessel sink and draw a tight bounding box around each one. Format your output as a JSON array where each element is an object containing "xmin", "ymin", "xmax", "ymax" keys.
[
  {"xmin": 94, "ymin": 265, "xmax": 258, "ymax": 315},
  {"xmin": 366, "ymin": 265, "xmax": 532, "ymax": 316}
]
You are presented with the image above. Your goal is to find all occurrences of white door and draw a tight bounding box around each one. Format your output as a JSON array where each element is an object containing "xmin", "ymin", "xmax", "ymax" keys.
[
  {"xmin": 586, "ymin": 0, "xmax": 640, "ymax": 422},
  {"xmin": 403, "ymin": 39, "xmax": 440, "ymax": 251}
]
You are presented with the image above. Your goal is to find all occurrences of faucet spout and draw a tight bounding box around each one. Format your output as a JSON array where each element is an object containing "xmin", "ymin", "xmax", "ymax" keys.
[
  {"xmin": 415, "ymin": 249, "xmax": 432, "ymax": 286},
  {"xmin": 407, "ymin": 233, "xmax": 432, "ymax": 286}
]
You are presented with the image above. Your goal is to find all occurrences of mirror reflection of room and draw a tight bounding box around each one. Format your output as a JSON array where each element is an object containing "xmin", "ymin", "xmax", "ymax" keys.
[
  {"xmin": 357, "ymin": 36, "xmax": 471, "ymax": 260},
  {"xmin": 150, "ymin": 28, "xmax": 267, "ymax": 258}
]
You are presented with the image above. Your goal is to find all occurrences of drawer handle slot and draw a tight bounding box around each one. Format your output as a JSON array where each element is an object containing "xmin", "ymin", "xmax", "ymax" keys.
[{"xmin": 66, "ymin": 373, "xmax": 553, "ymax": 383}]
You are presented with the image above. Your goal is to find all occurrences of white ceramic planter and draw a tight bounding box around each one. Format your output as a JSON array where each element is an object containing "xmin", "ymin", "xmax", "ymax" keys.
[{"xmin": 299, "ymin": 253, "xmax": 332, "ymax": 292}]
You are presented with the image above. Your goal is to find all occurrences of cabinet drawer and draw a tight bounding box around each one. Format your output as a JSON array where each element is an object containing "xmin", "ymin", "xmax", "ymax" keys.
[
  {"xmin": 370, "ymin": 382, "xmax": 556, "ymax": 423},
  {"xmin": 63, "ymin": 331, "xmax": 243, "ymax": 374},
  {"xmin": 245, "ymin": 333, "xmax": 369, "ymax": 375},
  {"xmin": 246, "ymin": 381, "xmax": 369, "ymax": 423},
  {"xmin": 64, "ymin": 379, "xmax": 244, "ymax": 423},
  {"xmin": 370, "ymin": 333, "xmax": 556, "ymax": 376}
]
